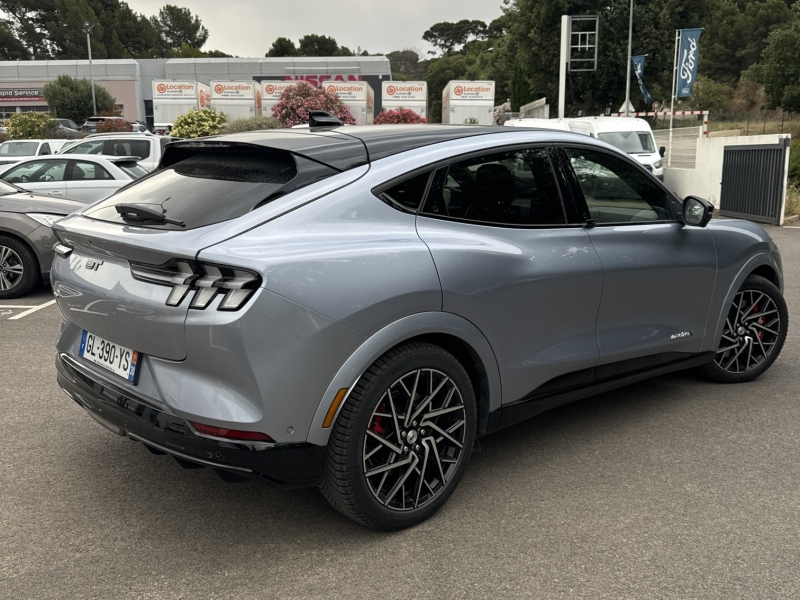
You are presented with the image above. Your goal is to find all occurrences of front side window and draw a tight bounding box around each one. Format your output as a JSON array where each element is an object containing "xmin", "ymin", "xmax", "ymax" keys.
[
  {"xmin": 597, "ymin": 132, "xmax": 656, "ymax": 154},
  {"xmin": 564, "ymin": 147, "xmax": 672, "ymax": 224},
  {"xmin": 421, "ymin": 148, "xmax": 566, "ymax": 226},
  {"xmin": 38, "ymin": 143, "xmax": 50, "ymax": 156},
  {"xmin": 71, "ymin": 161, "xmax": 113, "ymax": 181},
  {"xmin": 3, "ymin": 160, "xmax": 67, "ymax": 184},
  {"xmin": 63, "ymin": 140, "xmax": 105, "ymax": 155}
]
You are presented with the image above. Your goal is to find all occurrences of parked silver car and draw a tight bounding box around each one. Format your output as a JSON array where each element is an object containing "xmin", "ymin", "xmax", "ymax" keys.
[
  {"xmin": 51, "ymin": 124, "xmax": 788, "ymax": 529},
  {"xmin": 0, "ymin": 181, "xmax": 83, "ymax": 297}
]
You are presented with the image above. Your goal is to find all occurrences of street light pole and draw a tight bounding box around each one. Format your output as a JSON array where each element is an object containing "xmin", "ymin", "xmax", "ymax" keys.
[
  {"xmin": 624, "ymin": 0, "xmax": 633, "ymax": 117},
  {"xmin": 84, "ymin": 22, "xmax": 97, "ymax": 117}
]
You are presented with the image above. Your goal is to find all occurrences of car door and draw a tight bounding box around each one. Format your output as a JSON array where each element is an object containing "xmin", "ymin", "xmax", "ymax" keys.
[
  {"xmin": 1, "ymin": 159, "xmax": 68, "ymax": 197},
  {"xmin": 64, "ymin": 160, "xmax": 122, "ymax": 202},
  {"xmin": 559, "ymin": 145, "xmax": 717, "ymax": 365},
  {"xmin": 415, "ymin": 145, "xmax": 605, "ymax": 407}
]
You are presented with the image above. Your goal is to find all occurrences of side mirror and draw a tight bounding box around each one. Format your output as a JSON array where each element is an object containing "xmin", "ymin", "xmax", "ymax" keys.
[
  {"xmin": 659, "ymin": 146, "xmax": 666, "ymax": 158},
  {"xmin": 683, "ymin": 196, "xmax": 714, "ymax": 227}
]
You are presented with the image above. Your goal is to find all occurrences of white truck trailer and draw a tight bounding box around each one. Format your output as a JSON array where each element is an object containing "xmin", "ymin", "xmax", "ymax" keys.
[
  {"xmin": 210, "ymin": 81, "xmax": 259, "ymax": 121},
  {"xmin": 441, "ymin": 81, "xmax": 495, "ymax": 125},
  {"xmin": 381, "ymin": 81, "xmax": 427, "ymax": 120},
  {"xmin": 325, "ymin": 81, "xmax": 374, "ymax": 125},
  {"xmin": 152, "ymin": 81, "xmax": 211, "ymax": 134}
]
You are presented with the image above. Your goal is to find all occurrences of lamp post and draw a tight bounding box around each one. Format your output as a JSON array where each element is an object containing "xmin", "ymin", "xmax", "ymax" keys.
[
  {"xmin": 83, "ymin": 21, "xmax": 97, "ymax": 117},
  {"xmin": 477, "ymin": 47, "xmax": 494, "ymax": 63},
  {"xmin": 624, "ymin": 0, "xmax": 633, "ymax": 117}
]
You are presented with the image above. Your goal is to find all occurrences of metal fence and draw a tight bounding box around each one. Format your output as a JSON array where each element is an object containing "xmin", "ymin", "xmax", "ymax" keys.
[{"xmin": 653, "ymin": 126, "xmax": 701, "ymax": 169}]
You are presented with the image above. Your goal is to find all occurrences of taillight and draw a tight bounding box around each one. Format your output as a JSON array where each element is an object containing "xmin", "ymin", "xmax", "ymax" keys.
[
  {"xmin": 189, "ymin": 421, "xmax": 274, "ymax": 442},
  {"xmin": 130, "ymin": 260, "xmax": 261, "ymax": 311}
]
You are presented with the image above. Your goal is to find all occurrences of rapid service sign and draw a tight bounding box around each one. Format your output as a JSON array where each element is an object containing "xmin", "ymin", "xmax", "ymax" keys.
[{"xmin": 0, "ymin": 89, "xmax": 45, "ymax": 102}]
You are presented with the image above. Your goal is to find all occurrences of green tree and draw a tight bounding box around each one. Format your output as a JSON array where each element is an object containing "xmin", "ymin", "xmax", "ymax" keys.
[
  {"xmin": 387, "ymin": 49, "xmax": 424, "ymax": 80},
  {"xmin": 171, "ymin": 108, "xmax": 226, "ymax": 138},
  {"xmin": 43, "ymin": 74, "xmax": 116, "ymax": 123},
  {"xmin": 425, "ymin": 53, "xmax": 471, "ymax": 122},
  {"xmin": 423, "ymin": 20, "xmax": 488, "ymax": 56},
  {"xmin": 677, "ymin": 75, "xmax": 734, "ymax": 111},
  {"xmin": 509, "ymin": 61, "xmax": 533, "ymax": 112},
  {"xmin": 746, "ymin": 5, "xmax": 800, "ymax": 111},
  {"xmin": 298, "ymin": 34, "xmax": 339, "ymax": 56},
  {"xmin": 153, "ymin": 4, "xmax": 208, "ymax": 53},
  {"xmin": 266, "ymin": 37, "xmax": 298, "ymax": 57}
]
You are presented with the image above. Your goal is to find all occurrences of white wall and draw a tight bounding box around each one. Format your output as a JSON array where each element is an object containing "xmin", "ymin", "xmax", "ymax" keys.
[{"xmin": 663, "ymin": 133, "xmax": 790, "ymax": 214}]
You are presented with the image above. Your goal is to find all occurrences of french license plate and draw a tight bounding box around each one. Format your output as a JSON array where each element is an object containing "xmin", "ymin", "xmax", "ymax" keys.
[{"xmin": 79, "ymin": 330, "xmax": 139, "ymax": 383}]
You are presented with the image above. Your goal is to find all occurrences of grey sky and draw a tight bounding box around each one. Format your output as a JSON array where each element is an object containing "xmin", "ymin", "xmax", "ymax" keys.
[{"xmin": 126, "ymin": 0, "xmax": 504, "ymax": 57}]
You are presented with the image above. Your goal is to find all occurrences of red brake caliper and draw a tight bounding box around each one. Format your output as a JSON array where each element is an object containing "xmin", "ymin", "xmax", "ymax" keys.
[
  {"xmin": 371, "ymin": 403, "xmax": 387, "ymax": 435},
  {"xmin": 752, "ymin": 304, "xmax": 764, "ymax": 340}
]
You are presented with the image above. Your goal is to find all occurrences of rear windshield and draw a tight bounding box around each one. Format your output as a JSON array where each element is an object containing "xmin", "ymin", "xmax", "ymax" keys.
[
  {"xmin": 83, "ymin": 150, "xmax": 299, "ymax": 230},
  {"xmin": 0, "ymin": 141, "xmax": 38, "ymax": 156},
  {"xmin": 597, "ymin": 131, "xmax": 655, "ymax": 154}
]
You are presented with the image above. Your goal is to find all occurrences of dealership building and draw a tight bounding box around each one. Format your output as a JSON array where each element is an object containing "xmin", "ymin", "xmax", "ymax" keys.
[{"xmin": 0, "ymin": 56, "xmax": 392, "ymax": 128}]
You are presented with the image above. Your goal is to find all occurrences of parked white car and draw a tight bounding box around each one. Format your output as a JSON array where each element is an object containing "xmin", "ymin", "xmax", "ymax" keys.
[
  {"xmin": 0, "ymin": 139, "xmax": 71, "ymax": 167},
  {"xmin": 565, "ymin": 117, "xmax": 665, "ymax": 180},
  {"xmin": 0, "ymin": 155, "xmax": 146, "ymax": 203},
  {"xmin": 58, "ymin": 133, "xmax": 174, "ymax": 172}
]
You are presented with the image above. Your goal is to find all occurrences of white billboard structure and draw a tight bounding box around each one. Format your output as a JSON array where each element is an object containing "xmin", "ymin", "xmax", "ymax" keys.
[
  {"xmin": 152, "ymin": 81, "xmax": 211, "ymax": 132},
  {"xmin": 381, "ymin": 81, "xmax": 427, "ymax": 120},
  {"xmin": 210, "ymin": 81, "xmax": 259, "ymax": 121},
  {"xmin": 558, "ymin": 15, "xmax": 598, "ymax": 119},
  {"xmin": 441, "ymin": 81, "xmax": 495, "ymax": 125},
  {"xmin": 260, "ymin": 81, "xmax": 298, "ymax": 118},
  {"xmin": 325, "ymin": 81, "xmax": 374, "ymax": 125}
]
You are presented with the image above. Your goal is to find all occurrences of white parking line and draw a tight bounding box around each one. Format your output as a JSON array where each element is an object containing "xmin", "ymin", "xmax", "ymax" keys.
[{"xmin": 7, "ymin": 299, "xmax": 57, "ymax": 320}]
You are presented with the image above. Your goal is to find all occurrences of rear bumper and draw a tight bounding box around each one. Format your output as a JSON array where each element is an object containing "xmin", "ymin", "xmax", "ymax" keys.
[{"xmin": 56, "ymin": 352, "xmax": 326, "ymax": 487}]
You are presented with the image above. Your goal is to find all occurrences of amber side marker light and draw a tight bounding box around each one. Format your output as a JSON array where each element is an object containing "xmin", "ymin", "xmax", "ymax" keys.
[
  {"xmin": 323, "ymin": 389, "xmax": 349, "ymax": 428},
  {"xmin": 189, "ymin": 421, "xmax": 274, "ymax": 442}
]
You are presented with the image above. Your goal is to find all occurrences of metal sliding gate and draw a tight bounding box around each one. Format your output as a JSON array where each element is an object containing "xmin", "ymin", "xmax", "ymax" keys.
[{"xmin": 719, "ymin": 140, "xmax": 790, "ymax": 225}]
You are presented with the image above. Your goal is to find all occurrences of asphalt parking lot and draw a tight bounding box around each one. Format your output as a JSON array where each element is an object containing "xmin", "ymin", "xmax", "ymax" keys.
[{"xmin": 2, "ymin": 224, "xmax": 799, "ymax": 600}]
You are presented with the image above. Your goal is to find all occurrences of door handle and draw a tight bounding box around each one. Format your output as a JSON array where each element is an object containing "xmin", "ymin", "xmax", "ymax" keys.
[{"xmin": 50, "ymin": 190, "xmax": 63, "ymax": 195}]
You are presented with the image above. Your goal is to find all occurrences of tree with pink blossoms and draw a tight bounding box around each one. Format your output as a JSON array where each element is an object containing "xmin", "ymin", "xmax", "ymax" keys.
[
  {"xmin": 271, "ymin": 82, "xmax": 356, "ymax": 127},
  {"xmin": 373, "ymin": 107, "xmax": 427, "ymax": 125}
]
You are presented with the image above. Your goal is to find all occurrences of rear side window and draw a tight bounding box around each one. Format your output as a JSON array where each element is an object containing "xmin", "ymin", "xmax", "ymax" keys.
[
  {"xmin": 83, "ymin": 149, "xmax": 302, "ymax": 230},
  {"xmin": 110, "ymin": 140, "xmax": 151, "ymax": 160},
  {"xmin": 71, "ymin": 160, "xmax": 113, "ymax": 181},
  {"xmin": 63, "ymin": 140, "xmax": 105, "ymax": 155},
  {"xmin": 375, "ymin": 171, "xmax": 431, "ymax": 211}
]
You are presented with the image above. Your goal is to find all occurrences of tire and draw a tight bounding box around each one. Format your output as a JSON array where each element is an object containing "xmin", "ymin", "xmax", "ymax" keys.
[
  {"xmin": 702, "ymin": 274, "xmax": 788, "ymax": 384},
  {"xmin": 0, "ymin": 235, "xmax": 40, "ymax": 299},
  {"xmin": 319, "ymin": 341, "xmax": 477, "ymax": 530}
]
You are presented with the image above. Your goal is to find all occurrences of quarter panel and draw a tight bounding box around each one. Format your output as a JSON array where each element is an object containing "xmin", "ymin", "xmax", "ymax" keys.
[{"xmin": 306, "ymin": 311, "xmax": 502, "ymax": 446}]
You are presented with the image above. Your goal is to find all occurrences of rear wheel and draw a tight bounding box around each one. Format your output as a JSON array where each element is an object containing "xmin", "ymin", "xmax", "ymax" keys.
[
  {"xmin": 702, "ymin": 275, "xmax": 788, "ymax": 383},
  {"xmin": 319, "ymin": 341, "xmax": 477, "ymax": 530},
  {"xmin": 0, "ymin": 235, "xmax": 39, "ymax": 299}
]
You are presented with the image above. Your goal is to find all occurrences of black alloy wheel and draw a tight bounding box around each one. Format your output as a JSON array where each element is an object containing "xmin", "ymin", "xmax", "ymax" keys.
[
  {"xmin": 319, "ymin": 341, "xmax": 477, "ymax": 530},
  {"xmin": 703, "ymin": 274, "xmax": 788, "ymax": 383}
]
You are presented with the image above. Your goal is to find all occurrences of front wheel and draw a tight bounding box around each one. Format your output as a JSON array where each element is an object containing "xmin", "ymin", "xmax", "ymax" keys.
[
  {"xmin": 319, "ymin": 341, "xmax": 477, "ymax": 530},
  {"xmin": 702, "ymin": 274, "xmax": 788, "ymax": 383}
]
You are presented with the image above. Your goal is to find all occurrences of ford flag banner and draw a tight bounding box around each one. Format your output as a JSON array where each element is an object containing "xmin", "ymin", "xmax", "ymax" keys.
[
  {"xmin": 677, "ymin": 28, "xmax": 702, "ymax": 98},
  {"xmin": 631, "ymin": 55, "xmax": 652, "ymax": 105}
]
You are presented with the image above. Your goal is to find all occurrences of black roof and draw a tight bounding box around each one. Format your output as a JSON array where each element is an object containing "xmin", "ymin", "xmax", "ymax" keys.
[{"xmin": 164, "ymin": 125, "xmax": 506, "ymax": 172}]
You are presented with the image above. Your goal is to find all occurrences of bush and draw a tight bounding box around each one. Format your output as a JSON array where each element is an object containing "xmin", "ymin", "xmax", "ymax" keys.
[
  {"xmin": 788, "ymin": 139, "xmax": 800, "ymax": 185},
  {"xmin": 96, "ymin": 120, "xmax": 133, "ymax": 133},
  {"xmin": 171, "ymin": 108, "xmax": 227, "ymax": 138},
  {"xmin": 222, "ymin": 116, "xmax": 282, "ymax": 134},
  {"xmin": 374, "ymin": 107, "xmax": 427, "ymax": 124},
  {"xmin": 5, "ymin": 112, "xmax": 51, "ymax": 139},
  {"xmin": 43, "ymin": 75, "xmax": 116, "ymax": 125},
  {"xmin": 271, "ymin": 82, "xmax": 356, "ymax": 127}
]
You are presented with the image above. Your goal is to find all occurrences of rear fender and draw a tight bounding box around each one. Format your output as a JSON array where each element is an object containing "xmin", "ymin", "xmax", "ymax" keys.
[{"xmin": 306, "ymin": 312, "xmax": 502, "ymax": 446}]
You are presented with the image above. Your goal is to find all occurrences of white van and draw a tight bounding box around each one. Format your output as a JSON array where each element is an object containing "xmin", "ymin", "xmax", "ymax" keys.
[
  {"xmin": 566, "ymin": 117, "xmax": 664, "ymax": 180},
  {"xmin": 503, "ymin": 118, "xmax": 571, "ymax": 131}
]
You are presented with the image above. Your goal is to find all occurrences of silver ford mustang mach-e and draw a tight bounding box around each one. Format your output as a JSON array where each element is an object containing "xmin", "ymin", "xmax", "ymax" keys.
[{"xmin": 52, "ymin": 123, "xmax": 788, "ymax": 530}]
